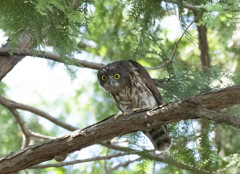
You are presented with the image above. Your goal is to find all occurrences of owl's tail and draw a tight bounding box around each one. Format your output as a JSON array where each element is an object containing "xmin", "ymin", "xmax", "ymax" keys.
[{"xmin": 144, "ymin": 125, "xmax": 171, "ymax": 151}]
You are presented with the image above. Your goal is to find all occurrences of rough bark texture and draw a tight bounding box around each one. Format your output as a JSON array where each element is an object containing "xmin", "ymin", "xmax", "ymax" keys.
[
  {"xmin": 0, "ymin": 55, "xmax": 23, "ymax": 81},
  {"xmin": 0, "ymin": 34, "xmax": 32, "ymax": 81},
  {"xmin": 0, "ymin": 85, "xmax": 240, "ymax": 173}
]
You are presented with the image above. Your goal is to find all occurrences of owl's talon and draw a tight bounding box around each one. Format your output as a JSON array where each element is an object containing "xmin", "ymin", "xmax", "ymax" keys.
[
  {"xmin": 114, "ymin": 113, "xmax": 123, "ymax": 120},
  {"xmin": 132, "ymin": 108, "xmax": 142, "ymax": 112}
]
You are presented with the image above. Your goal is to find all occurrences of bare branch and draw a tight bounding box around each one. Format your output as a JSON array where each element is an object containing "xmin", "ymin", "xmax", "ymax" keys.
[
  {"xmin": 7, "ymin": 108, "xmax": 32, "ymax": 148},
  {"xmin": 29, "ymin": 152, "xmax": 129, "ymax": 169},
  {"xmin": 197, "ymin": 107, "xmax": 240, "ymax": 127},
  {"xmin": 104, "ymin": 148, "xmax": 110, "ymax": 174},
  {"xmin": 99, "ymin": 141, "xmax": 155, "ymax": 155},
  {"xmin": 107, "ymin": 158, "xmax": 140, "ymax": 174},
  {"xmin": 0, "ymin": 95, "xmax": 57, "ymax": 149},
  {"xmin": 0, "ymin": 94, "xmax": 78, "ymax": 132},
  {"xmin": 165, "ymin": 0, "xmax": 240, "ymax": 13},
  {"xmin": 100, "ymin": 141, "xmax": 212, "ymax": 174},
  {"xmin": 0, "ymin": 47, "xmax": 105, "ymax": 70},
  {"xmin": 145, "ymin": 18, "xmax": 196, "ymax": 70},
  {"xmin": 0, "ymin": 46, "xmax": 173, "ymax": 90},
  {"xmin": 2, "ymin": 105, "xmax": 56, "ymax": 147},
  {"xmin": 29, "ymin": 131, "xmax": 56, "ymax": 140},
  {"xmin": 100, "ymin": 142, "xmax": 211, "ymax": 174},
  {"xmin": 230, "ymin": 125, "xmax": 240, "ymax": 133},
  {"xmin": 166, "ymin": 0, "xmax": 199, "ymax": 12},
  {"xmin": 216, "ymin": 167, "xmax": 230, "ymax": 173}
]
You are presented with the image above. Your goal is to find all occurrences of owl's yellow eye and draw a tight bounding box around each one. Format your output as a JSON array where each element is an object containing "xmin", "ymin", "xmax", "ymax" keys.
[
  {"xmin": 114, "ymin": 73, "xmax": 120, "ymax": 80},
  {"xmin": 102, "ymin": 75, "xmax": 108, "ymax": 81}
]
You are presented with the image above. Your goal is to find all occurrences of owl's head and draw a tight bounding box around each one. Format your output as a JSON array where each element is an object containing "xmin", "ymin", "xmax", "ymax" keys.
[{"xmin": 97, "ymin": 61, "xmax": 131, "ymax": 93}]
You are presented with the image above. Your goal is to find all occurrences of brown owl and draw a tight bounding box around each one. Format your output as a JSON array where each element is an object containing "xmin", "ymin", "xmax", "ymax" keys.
[{"xmin": 97, "ymin": 60, "xmax": 171, "ymax": 151}]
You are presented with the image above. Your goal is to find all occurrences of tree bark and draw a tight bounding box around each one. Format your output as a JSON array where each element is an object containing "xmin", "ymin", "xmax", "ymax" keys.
[
  {"xmin": 1, "ymin": 84, "xmax": 240, "ymax": 173},
  {"xmin": 0, "ymin": 34, "xmax": 32, "ymax": 82}
]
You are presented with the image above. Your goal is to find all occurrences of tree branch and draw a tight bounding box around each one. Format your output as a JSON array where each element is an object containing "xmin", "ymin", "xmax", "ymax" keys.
[
  {"xmin": 1, "ymin": 85, "xmax": 240, "ymax": 173},
  {"xmin": 100, "ymin": 142, "xmax": 211, "ymax": 174},
  {"xmin": 0, "ymin": 94, "xmax": 78, "ymax": 132},
  {"xmin": 0, "ymin": 47, "xmax": 172, "ymax": 91},
  {"xmin": 145, "ymin": 18, "xmax": 195, "ymax": 70},
  {"xmin": 165, "ymin": 0, "xmax": 240, "ymax": 13},
  {"xmin": 0, "ymin": 47, "xmax": 105, "ymax": 70},
  {"xmin": 1, "ymin": 100, "xmax": 56, "ymax": 149},
  {"xmin": 197, "ymin": 107, "xmax": 240, "ymax": 127},
  {"xmin": 0, "ymin": 18, "xmax": 194, "ymax": 73},
  {"xmin": 166, "ymin": 0, "xmax": 199, "ymax": 12},
  {"xmin": 7, "ymin": 108, "xmax": 31, "ymax": 148},
  {"xmin": 29, "ymin": 152, "xmax": 129, "ymax": 169},
  {"xmin": 107, "ymin": 158, "xmax": 140, "ymax": 174},
  {"xmin": 0, "ymin": 34, "xmax": 33, "ymax": 81}
]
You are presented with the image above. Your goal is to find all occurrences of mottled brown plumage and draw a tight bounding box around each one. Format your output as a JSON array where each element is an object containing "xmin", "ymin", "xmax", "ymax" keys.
[{"xmin": 97, "ymin": 60, "xmax": 171, "ymax": 151}]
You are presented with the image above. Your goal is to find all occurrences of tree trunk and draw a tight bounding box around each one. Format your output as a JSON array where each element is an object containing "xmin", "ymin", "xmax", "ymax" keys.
[{"xmin": 0, "ymin": 34, "xmax": 32, "ymax": 81}]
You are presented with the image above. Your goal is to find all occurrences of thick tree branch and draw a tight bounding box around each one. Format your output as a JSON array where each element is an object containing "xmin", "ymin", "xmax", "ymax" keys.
[
  {"xmin": 1, "ymin": 85, "xmax": 240, "ymax": 173},
  {"xmin": 197, "ymin": 107, "xmax": 240, "ymax": 127}
]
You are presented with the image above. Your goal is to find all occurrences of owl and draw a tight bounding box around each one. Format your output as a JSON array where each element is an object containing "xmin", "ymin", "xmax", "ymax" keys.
[{"xmin": 97, "ymin": 60, "xmax": 171, "ymax": 151}]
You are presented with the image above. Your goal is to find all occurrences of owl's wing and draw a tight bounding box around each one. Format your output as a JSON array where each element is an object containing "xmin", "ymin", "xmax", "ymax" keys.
[
  {"xmin": 109, "ymin": 93, "xmax": 125, "ymax": 113},
  {"xmin": 128, "ymin": 60, "xmax": 164, "ymax": 105}
]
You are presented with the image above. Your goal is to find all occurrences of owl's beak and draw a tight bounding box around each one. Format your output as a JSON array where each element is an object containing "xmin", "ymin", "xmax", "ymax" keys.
[{"xmin": 109, "ymin": 76, "xmax": 114, "ymax": 86}]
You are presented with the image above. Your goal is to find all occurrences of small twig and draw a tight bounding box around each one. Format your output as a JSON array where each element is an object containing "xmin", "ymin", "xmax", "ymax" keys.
[
  {"xmin": 153, "ymin": 160, "xmax": 156, "ymax": 174},
  {"xmin": 230, "ymin": 125, "xmax": 240, "ymax": 133},
  {"xmin": 167, "ymin": 0, "xmax": 199, "ymax": 12},
  {"xmin": 99, "ymin": 141, "xmax": 155, "ymax": 154},
  {"xmin": 99, "ymin": 141, "xmax": 212, "ymax": 174},
  {"xmin": 107, "ymin": 158, "xmax": 140, "ymax": 173},
  {"xmin": 145, "ymin": 18, "xmax": 196, "ymax": 70},
  {"xmin": 29, "ymin": 131, "xmax": 56, "ymax": 140},
  {"xmin": 29, "ymin": 152, "xmax": 129, "ymax": 169},
  {"xmin": 104, "ymin": 148, "xmax": 110, "ymax": 174},
  {"xmin": 166, "ymin": 0, "xmax": 240, "ymax": 13},
  {"xmin": 216, "ymin": 166, "xmax": 230, "ymax": 173}
]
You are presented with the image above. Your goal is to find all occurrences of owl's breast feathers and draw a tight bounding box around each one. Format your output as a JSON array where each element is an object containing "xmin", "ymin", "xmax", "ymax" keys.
[{"xmin": 109, "ymin": 62, "xmax": 157, "ymax": 112}]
